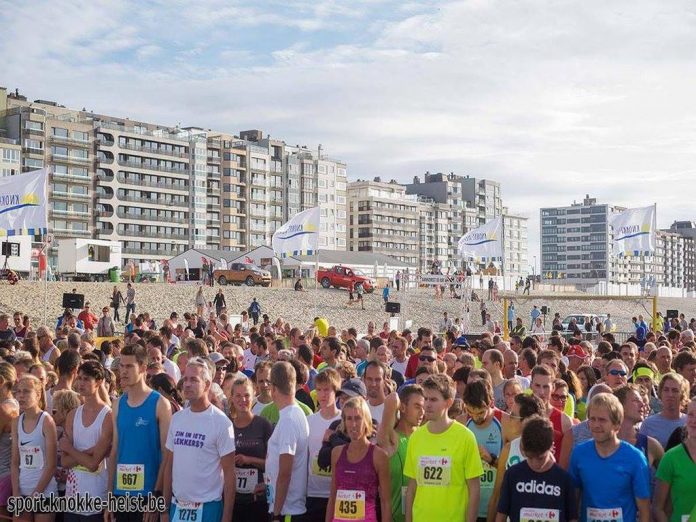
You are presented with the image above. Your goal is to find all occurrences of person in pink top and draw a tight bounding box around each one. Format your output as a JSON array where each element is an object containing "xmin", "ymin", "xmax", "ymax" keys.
[{"xmin": 327, "ymin": 396, "xmax": 391, "ymax": 522}]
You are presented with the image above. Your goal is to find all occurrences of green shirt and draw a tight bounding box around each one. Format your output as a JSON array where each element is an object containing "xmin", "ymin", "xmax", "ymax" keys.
[
  {"xmin": 389, "ymin": 431, "xmax": 410, "ymax": 522},
  {"xmin": 260, "ymin": 400, "xmax": 313, "ymax": 425},
  {"xmin": 656, "ymin": 443, "xmax": 696, "ymax": 522}
]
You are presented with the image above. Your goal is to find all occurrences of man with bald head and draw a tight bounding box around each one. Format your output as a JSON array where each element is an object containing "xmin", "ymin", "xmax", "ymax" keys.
[
  {"xmin": 654, "ymin": 346, "xmax": 672, "ymax": 377},
  {"xmin": 502, "ymin": 349, "xmax": 530, "ymax": 390}
]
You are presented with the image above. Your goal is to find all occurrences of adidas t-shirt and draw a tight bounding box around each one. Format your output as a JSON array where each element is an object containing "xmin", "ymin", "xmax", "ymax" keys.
[{"xmin": 498, "ymin": 460, "xmax": 577, "ymax": 522}]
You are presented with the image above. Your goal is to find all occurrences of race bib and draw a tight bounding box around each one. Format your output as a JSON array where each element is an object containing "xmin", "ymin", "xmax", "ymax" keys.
[
  {"xmin": 588, "ymin": 507, "xmax": 623, "ymax": 522},
  {"xmin": 417, "ymin": 456, "xmax": 451, "ymax": 487},
  {"xmin": 20, "ymin": 446, "xmax": 44, "ymax": 470},
  {"xmin": 480, "ymin": 461, "xmax": 496, "ymax": 489},
  {"xmin": 311, "ymin": 456, "xmax": 332, "ymax": 477},
  {"xmin": 265, "ymin": 475, "xmax": 274, "ymax": 506},
  {"xmin": 334, "ymin": 489, "xmax": 366, "ymax": 521},
  {"xmin": 116, "ymin": 463, "xmax": 145, "ymax": 491},
  {"xmin": 172, "ymin": 500, "xmax": 202, "ymax": 522},
  {"xmin": 521, "ymin": 507, "xmax": 560, "ymax": 522},
  {"xmin": 235, "ymin": 468, "xmax": 258, "ymax": 494}
]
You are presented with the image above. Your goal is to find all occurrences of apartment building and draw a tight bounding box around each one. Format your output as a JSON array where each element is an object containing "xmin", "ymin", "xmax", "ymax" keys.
[
  {"xmin": 0, "ymin": 87, "xmax": 348, "ymax": 268},
  {"xmin": 347, "ymin": 179, "xmax": 419, "ymax": 266},
  {"xmin": 461, "ymin": 176, "xmax": 503, "ymax": 227},
  {"xmin": 0, "ymin": 137, "xmax": 21, "ymax": 177},
  {"xmin": 503, "ymin": 210, "xmax": 528, "ymax": 278},
  {"xmin": 668, "ymin": 221, "xmax": 696, "ymax": 291},
  {"xmin": 655, "ymin": 230, "xmax": 684, "ymax": 288}
]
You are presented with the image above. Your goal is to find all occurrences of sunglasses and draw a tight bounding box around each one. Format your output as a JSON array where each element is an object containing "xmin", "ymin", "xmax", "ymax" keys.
[
  {"xmin": 551, "ymin": 394, "xmax": 568, "ymax": 402},
  {"xmin": 419, "ymin": 355, "xmax": 436, "ymax": 362},
  {"xmin": 608, "ymin": 369, "xmax": 628, "ymax": 377}
]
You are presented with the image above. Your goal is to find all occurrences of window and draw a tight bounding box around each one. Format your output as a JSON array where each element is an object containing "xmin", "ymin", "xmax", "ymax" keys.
[
  {"xmin": 53, "ymin": 127, "xmax": 68, "ymax": 137},
  {"xmin": 25, "ymin": 121, "xmax": 44, "ymax": 131},
  {"xmin": 25, "ymin": 139, "xmax": 43, "ymax": 151},
  {"xmin": 71, "ymin": 167, "xmax": 88, "ymax": 177},
  {"xmin": 52, "ymin": 146, "xmax": 68, "ymax": 156},
  {"xmin": 72, "ymin": 131, "xmax": 89, "ymax": 142},
  {"xmin": 1, "ymin": 148, "xmax": 19, "ymax": 163},
  {"xmin": 24, "ymin": 158, "xmax": 43, "ymax": 168},
  {"xmin": 72, "ymin": 149, "xmax": 88, "ymax": 159}
]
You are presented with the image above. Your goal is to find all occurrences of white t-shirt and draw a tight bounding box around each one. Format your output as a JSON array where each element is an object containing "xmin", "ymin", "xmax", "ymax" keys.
[
  {"xmin": 252, "ymin": 398, "xmax": 272, "ymax": 416},
  {"xmin": 306, "ymin": 410, "xmax": 341, "ymax": 498},
  {"xmin": 390, "ymin": 358, "xmax": 408, "ymax": 377},
  {"xmin": 243, "ymin": 348, "xmax": 257, "ymax": 372},
  {"xmin": 165, "ymin": 404, "xmax": 236, "ymax": 503},
  {"xmin": 163, "ymin": 358, "xmax": 181, "ymax": 383},
  {"xmin": 368, "ymin": 401, "xmax": 385, "ymax": 425},
  {"xmin": 265, "ymin": 403, "xmax": 309, "ymax": 515}
]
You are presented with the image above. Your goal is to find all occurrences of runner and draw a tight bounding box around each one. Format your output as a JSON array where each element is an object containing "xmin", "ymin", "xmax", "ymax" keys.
[
  {"xmin": 11, "ymin": 374, "xmax": 57, "ymax": 519},
  {"xmin": 496, "ymin": 416, "xmax": 577, "ymax": 522},
  {"xmin": 306, "ymin": 369, "xmax": 342, "ymax": 522},
  {"xmin": 654, "ymin": 397, "xmax": 696, "ymax": 522},
  {"xmin": 230, "ymin": 377, "xmax": 273, "ymax": 522},
  {"xmin": 530, "ymin": 365, "xmax": 573, "ymax": 461},
  {"xmin": 639, "ymin": 373, "xmax": 689, "ymax": 449},
  {"xmin": 163, "ymin": 357, "xmax": 236, "ymax": 522},
  {"xmin": 377, "ymin": 386, "xmax": 425, "ymax": 522},
  {"xmin": 264, "ymin": 361, "xmax": 310, "ymax": 521},
  {"xmin": 251, "ymin": 361, "xmax": 273, "ymax": 415},
  {"xmin": 569, "ymin": 393, "xmax": 650, "ymax": 522},
  {"xmin": 462, "ymin": 379, "xmax": 503, "ymax": 520},
  {"xmin": 61, "ymin": 361, "xmax": 113, "ymax": 522},
  {"xmin": 108, "ymin": 344, "xmax": 172, "ymax": 522},
  {"xmin": 327, "ymin": 396, "xmax": 391, "ymax": 522},
  {"xmin": 0, "ymin": 362, "xmax": 18, "ymax": 520},
  {"xmin": 403, "ymin": 374, "xmax": 483, "ymax": 522}
]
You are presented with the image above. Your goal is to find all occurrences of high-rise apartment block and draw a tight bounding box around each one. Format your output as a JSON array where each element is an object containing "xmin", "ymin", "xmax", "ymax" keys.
[
  {"xmin": 0, "ymin": 87, "xmax": 347, "ymax": 265},
  {"xmin": 347, "ymin": 173, "xmax": 527, "ymax": 274},
  {"xmin": 667, "ymin": 221, "xmax": 696, "ymax": 291},
  {"xmin": 541, "ymin": 195, "xmax": 687, "ymax": 289}
]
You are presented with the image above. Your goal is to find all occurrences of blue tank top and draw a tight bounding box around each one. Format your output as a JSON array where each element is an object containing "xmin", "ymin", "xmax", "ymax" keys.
[{"xmin": 114, "ymin": 391, "xmax": 161, "ymax": 496}]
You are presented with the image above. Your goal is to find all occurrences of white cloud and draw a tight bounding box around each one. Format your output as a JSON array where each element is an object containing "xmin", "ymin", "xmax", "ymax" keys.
[{"xmin": 2, "ymin": 0, "xmax": 696, "ymax": 263}]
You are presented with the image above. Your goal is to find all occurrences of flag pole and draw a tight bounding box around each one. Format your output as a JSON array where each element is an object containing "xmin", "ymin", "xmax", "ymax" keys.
[
  {"xmin": 500, "ymin": 217, "xmax": 506, "ymax": 292},
  {"xmin": 43, "ymin": 168, "xmax": 49, "ymax": 327}
]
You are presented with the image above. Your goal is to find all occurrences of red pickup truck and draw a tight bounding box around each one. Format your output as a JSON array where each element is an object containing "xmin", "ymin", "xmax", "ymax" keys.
[{"xmin": 316, "ymin": 265, "xmax": 375, "ymax": 293}]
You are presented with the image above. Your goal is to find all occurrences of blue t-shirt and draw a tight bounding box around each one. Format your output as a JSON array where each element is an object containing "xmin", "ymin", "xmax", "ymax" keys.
[
  {"xmin": 531, "ymin": 309, "xmax": 541, "ymax": 321},
  {"xmin": 498, "ymin": 461, "xmax": 577, "ymax": 522},
  {"xmin": 569, "ymin": 440, "xmax": 650, "ymax": 522}
]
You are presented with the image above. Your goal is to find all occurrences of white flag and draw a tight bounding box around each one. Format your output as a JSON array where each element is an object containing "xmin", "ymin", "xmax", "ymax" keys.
[
  {"xmin": 272, "ymin": 207, "xmax": 320, "ymax": 258},
  {"xmin": 458, "ymin": 217, "xmax": 503, "ymax": 261},
  {"xmin": 0, "ymin": 168, "xmax": 48, "ymax": 237},
  {"xmin": 608, "ymin": 205, "xmax": 656, "ymax": 256}
]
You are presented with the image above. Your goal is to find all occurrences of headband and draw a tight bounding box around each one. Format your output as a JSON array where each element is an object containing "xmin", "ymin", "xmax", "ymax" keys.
[{"xmin": 632, "ymin": 367, "xmax": 655, "ymax": 382}]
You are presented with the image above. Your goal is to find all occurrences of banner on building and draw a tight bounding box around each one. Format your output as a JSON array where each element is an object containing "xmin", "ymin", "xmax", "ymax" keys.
[
  {"xmin": 272, "ymin": 207, "xmax": 320, "ymax": 258},
  {"xmin": 457, "ymin": 217, "xmax": 503, "ymax": 261},
  {"xmin": 608, "ymin": 205, "xmax": 656, "ymax": 257},
  {"xmin": 0, "ymin": 168, "xmax": 48, "ymax": 236}
]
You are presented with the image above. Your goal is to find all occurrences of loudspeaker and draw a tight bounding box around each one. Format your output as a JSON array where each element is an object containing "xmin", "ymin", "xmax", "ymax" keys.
[
  {"xmin": 1, "ymin": 242, "xmax": 19, "ymax": 257},
  {"xmin": 385, "ymin": 302, "xmax": 401, "ymax": 314},
  {"xmin": 666, "ymin": 309, "xmax": 679, "ymax": 320},
  {"xmin": 541, "ymin": 305, "xmax": 549, "ymax": 315},
  {"xmin": 62, "ymin": 293, "xmax": 85, "ymax": 309}
]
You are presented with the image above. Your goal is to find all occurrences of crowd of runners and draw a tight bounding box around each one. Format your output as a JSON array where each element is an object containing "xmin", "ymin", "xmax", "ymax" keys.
[{"xmin": 0, "ymin": 289, "xmax": 693, "ymax": 522}]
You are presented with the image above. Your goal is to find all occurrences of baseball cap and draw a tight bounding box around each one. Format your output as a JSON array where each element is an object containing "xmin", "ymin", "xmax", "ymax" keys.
[
  {"xmin": 208, "ymin": 352, "xmax": 227, "ymax": 365},
  {"xmin": 566, "ymin": 345, "xmax": 590, "ymax": 359},
  {"xmin": 338, "ymin": 378, "xmax": 367, "ymax": 398}
]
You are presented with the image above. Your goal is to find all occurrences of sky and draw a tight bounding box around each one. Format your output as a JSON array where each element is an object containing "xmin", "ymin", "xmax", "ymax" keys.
[{"xmin": 2, "ymin": 0, "xmax": 696, "ymax": 271}]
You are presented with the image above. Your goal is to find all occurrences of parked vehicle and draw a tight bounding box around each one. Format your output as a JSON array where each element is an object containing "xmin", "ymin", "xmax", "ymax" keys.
[
  {"xmin": 561, "ymin": 313, "xmax": 608, "ymax": 334},
  {"xmin": 213, "ymin": 262, "xmax": 271, "ymax": 287},
  {"xmin": 316, "ymin": 265, "xmax": 375, "ymax": 293}
]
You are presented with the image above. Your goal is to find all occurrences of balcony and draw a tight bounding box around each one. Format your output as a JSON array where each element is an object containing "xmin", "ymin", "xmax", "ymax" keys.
[
  {"xmin": 117, "ymin": 194, "xmax": 188, "ymax": 208},
  {"xmin": 50, "ymin": 190, "xmax": 90, "ymax": 200},
  {"xmin": 116, "ymin": 173, "xmax": 188, "ymax": 192},
  {"xmin": 49, "ymin": 135, "xmax": 91, "ymax": 147},
  {"xmin": 51, "ymin": 153, "xmax": 91, "ymax": 165},
  {"xmin": 23, "ymin": 147, "xmax": 44, "ymax": 155},
  {"xmin": 95, "ymin": 210, "xmax": 114, "ymax": 218},
  {"xmin": 50, "ymin": 209, "xmax": 91, "ymax": 218},
  {"xmin": 117, "ymin": 211, "xmax": 187, "ymax": 224},
  {"xmin": 118, "ymin": 142, "xmax": 189, "ymax": 159},
  {"xmin": 207, "ymin": 155, "xmax": 221, "ymax": 164},
  {"xmin": 119, "ymin": 230, "xmax": 188, "ymax": 240},
  {"xmin": 117, "ymin": 160, "xmax": 187, "ymax": 175},
  {"xmin": 52, "ymin": 171, "xmax": 91, "ymax": 183},
  {"xmin": 122, "ymin": 247, "xmax": 183, "ymax": 256},
  {"xmin": 52, "ymin": 228, "xmax": 92, "ymax": 238}
]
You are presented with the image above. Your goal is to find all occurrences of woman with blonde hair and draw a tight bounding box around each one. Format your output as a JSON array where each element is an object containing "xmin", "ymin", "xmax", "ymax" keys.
[
  {"xmin": 11, "ymin": 374, "xmax": 58, "ymax": 521},
  {"xmin": 230, "ymin": 377, "xmax": 273, "ymax": 521},
  {"xmin": 0, "ymin": 362, "xmax": 18, "ymax": 518},
  {"xmin": 327, "ymin": 396, "xmax": 391, "ymax": 522}
]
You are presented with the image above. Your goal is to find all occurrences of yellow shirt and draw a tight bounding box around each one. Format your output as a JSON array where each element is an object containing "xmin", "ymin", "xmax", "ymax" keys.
[
  {"xmin": 404, "ymin": 420, "xmax": 483, "ymax": 521},
  {"xmin": 314, "ymin": 317, "xmax": 329, "ymax": 337}
]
